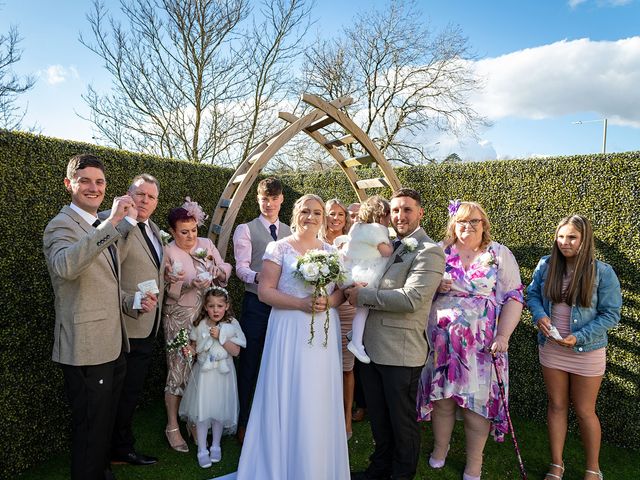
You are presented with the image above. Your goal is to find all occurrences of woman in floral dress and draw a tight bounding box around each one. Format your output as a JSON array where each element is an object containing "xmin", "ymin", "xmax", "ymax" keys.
[{"xmin": 416, "ymin": 201, "xmax": 524, "ymax": 480}]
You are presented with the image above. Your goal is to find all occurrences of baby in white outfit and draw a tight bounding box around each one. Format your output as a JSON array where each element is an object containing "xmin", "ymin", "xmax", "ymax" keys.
[{"xmin": 336, "ymin": 196, "xmax": 393, "ymax": 363}]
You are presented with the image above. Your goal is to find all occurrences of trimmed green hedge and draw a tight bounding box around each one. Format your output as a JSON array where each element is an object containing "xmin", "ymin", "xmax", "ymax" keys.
[{"xmin": 1, "ymin": 130, "xmax": 638, "ymax": 476}]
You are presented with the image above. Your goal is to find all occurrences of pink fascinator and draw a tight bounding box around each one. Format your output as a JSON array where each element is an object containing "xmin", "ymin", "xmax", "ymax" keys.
[
  {"xmin": 447, "ymin": 199, "xmax": 462, "ymax": 217},
  {"xmin": 182, "ymin": 197, "xmax": 209, "ymax": 226}
]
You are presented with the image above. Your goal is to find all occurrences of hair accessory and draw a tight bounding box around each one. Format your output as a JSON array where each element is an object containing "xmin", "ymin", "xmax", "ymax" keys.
[
  {"xmin": 447, "ymin": 199, "xmax": 462, "ymax": 217},
  {"xmin": 206, "ymin": 285, "xmax": 229, "ymax": 297},
  {"xmin": 182, "ymin": 197, "xmax": 208, "ymax": 226}
]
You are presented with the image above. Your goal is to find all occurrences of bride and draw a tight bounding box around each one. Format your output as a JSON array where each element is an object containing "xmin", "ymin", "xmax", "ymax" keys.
[{"xmin": 220, "ymin": 194, "xmax": 350, "ymax": 480}]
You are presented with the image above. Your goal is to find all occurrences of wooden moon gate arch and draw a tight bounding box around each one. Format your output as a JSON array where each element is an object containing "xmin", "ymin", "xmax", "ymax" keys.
[{"xmin": 208, "ymin": 93, "xmax": 401, "ymax": 260}]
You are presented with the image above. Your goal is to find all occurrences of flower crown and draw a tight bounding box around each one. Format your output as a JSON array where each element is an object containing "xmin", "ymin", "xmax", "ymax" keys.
[
  {"xmin": 182, "ymin": 197, "xmax": 209, "ymax": 226},
  {"xmin": 447, "ymin": 199, "xmax": 462, "ymax": 217},
  {"xmin": 206, "ymin": 285, "xmax": 229, "ymax": 298}
]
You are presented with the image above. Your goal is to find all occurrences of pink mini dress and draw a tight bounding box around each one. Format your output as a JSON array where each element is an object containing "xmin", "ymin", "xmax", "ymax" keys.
[{"xmin": 538, "ymin": 274, "xmax": 606, "ymax": 376}]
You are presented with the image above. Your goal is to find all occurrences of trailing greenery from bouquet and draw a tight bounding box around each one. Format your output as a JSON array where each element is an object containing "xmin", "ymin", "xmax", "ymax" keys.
[
  {"xmin": 293, "ymin": 249, "xmax": 346, "ymax": 346},
  {"xmin": 166, "ymin": 327, "xmax": 193, "ymax": 363}
]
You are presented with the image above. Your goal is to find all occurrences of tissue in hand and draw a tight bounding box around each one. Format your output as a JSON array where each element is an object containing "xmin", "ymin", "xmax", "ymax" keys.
[{"xmin": 548, "ymin": 325, "xmax": 563, "ymax": 341}]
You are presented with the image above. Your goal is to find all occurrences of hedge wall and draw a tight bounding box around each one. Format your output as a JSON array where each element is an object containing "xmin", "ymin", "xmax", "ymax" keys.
[{"xmin": 1, "ymin": 130, "xmax": 638, "ymax": 476}]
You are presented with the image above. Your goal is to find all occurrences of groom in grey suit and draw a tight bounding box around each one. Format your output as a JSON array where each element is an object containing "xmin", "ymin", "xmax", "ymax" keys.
[
  {"xmin": 347, "ymin": 188, "xmax": 445, "ymax": 480},
  {"xmin": 43, "ymin": 154, "xmax": 146, "ymax": 480}
]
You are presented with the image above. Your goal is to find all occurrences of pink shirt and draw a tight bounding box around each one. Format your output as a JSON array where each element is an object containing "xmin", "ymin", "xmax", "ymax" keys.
[
  {"xmin": 232, "ymin": 216, "xmax": 282, "ymax": 284},
  {"xmin": 163, "ymin": 237, "xmax": 232, "ymax": 307}
]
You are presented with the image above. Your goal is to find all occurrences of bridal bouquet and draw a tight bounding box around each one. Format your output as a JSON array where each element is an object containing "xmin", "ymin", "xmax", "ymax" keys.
[
  {"xmin": 294, "ymin": 249, "xmax": 346, "ymax": 346},
  {"xmin": 166, "ymin": 327, "xmax": 193, "ymax": 363}
]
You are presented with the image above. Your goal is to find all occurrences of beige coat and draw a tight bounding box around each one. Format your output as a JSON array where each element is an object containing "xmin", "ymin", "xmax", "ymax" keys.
[
  {"xmin": 43, "ymin": 206, "xmax": 133, "ymax": 366},
  {"xmin": 117, "ymin": 219, "xmax": 165, "ymax": 338},
  {"xmin": 358, "ymin": 228, "xmax": 445, "ymax": 367}
]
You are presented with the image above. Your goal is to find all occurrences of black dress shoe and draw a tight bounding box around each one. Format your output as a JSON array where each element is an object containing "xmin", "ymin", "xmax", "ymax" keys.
[
  {"xmin": 111, "ymin": 451, "xmax": 158, "ymax": 466},
  {"xmin": 350, "ymin": 472, "xmax": 391, "ymax": 480}
]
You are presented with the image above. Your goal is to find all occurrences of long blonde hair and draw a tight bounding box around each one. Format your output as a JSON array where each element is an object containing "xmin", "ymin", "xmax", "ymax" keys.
[
  {"xmin": 544, "ymin": 215, "xmax": 595, "ymax": 307},
  {"xmin": 443, "ymin": 201, "xmax": 492, "ymax": 249}
]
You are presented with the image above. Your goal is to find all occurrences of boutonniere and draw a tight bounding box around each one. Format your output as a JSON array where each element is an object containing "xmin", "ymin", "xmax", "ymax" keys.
[
  {"xmin": 159, "ymin": 230, "xmax": 172, "ymax": 246},
  {"xmin": 193, "ymin": 247, "xmax": 208, "ymax": 259},
  {"xmin": 401, "ymin": 237, "xmax": 418, "ymax": 252}
]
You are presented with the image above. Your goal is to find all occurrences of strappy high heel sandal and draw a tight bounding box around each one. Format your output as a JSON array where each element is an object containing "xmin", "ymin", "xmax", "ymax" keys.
[
  {"xmin": 165, "ymin": 426, "xmax": 189, "ymax": 453},
  {"xmin": 585, "ymin": 470, "xmax": 603, "ymax": 479},
  {"xmin": 545, "ymin": 462, "xmax": 565, "ymax": 479}
]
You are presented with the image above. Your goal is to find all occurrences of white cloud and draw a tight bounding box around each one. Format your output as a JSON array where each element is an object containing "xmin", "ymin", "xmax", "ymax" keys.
[
  {"xmin": 569, "ymin": 0, "xmax": 632, "ymax": 7},
  {"xmin": 568, "ymin": 0, "xmax": 587, "ymax": 8},
  {"xmin": 471, "ymin": 37, "xmax": 640, "ymax": 128},
  {"xmin": 42, "ymin": 64, "xmax": 80, "ymax": 85}
]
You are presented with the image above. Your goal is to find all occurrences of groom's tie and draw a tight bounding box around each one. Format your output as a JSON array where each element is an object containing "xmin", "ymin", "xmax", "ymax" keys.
[
  {"xmin": 138, "ymin": 222, "xmax": 161, "ymax": 268},
  {"xmin": 393, "ymin": 239, "xmax": 402, "ymax": 251},
  {"xmin": 93, "ymin": 219, "xmax": 118, "ymax": 275}
]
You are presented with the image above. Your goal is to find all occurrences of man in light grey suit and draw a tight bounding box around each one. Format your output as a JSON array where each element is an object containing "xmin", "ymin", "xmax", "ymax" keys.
[
  {"xmin": 108, "ymin": 174, "xmax": 163, "ymax": 466},
  {"xmin": 347, "ymin": 188, "xmax": 445, "ymax": 480},
  {"xmin": 43, "ymin": 154, "xmax": 153, "ymax": 480}
]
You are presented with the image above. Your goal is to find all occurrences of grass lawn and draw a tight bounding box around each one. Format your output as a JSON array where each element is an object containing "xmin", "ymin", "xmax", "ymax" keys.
[{"xmin": 18, "ymin": 400, "xmax": 638, "ymax": 480}]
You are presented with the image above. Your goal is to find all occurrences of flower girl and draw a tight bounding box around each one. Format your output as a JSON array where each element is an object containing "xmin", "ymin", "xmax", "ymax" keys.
[
  {"xmin": 179, "ymin": 286, "xmax": 246, "ymax": 468},
  {"xmin": 337, "ymin": 196, "xmax": 393, "ymax": 363}
]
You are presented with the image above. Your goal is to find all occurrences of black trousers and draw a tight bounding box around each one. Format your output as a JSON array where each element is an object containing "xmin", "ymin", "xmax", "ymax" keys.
[
  {"xmin": 237, "ymin": 291, "xmax": 272, "ymax": 428},
  {"xmin": 360, "ymin": 361, "xmax": 422, "ymax": 480},
  {"xmin": 61, "ymin": 351, "xmax": 126, "ymax": 480},
  {"xmin": 111, "ymin": 336, "xmax": 154, "ymax": 456}
]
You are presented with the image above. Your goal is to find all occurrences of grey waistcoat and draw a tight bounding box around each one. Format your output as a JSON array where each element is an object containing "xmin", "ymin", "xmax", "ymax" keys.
[{"xmin": 244, "ymin": 217, "xmax": 291, "ymax": 294}]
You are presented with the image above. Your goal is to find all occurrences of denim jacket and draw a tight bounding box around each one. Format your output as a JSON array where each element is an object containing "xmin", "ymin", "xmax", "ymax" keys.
[{"xmin": 526, "ymin": 256, "xmax": 622, "ymax": 352}]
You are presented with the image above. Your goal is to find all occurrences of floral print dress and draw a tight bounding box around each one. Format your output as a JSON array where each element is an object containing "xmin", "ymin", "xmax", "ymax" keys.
[{"xmin": 416, "ymin": 241, "xmax": 523, "ymax": 441}]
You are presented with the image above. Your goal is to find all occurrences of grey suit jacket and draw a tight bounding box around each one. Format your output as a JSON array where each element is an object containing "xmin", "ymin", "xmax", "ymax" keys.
[
  {"xmin": 115, "ymin": 217, "xmax": 165, "ymax": 338},
  {"xmin": 358, "ymin": 227, "xmax": 445, "ymax": 367},
  {"xmin": 43, "ymin": 205, "xmax": 132, "ymax": 366}
]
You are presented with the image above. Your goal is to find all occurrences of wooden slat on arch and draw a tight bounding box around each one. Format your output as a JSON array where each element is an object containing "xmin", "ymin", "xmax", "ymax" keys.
[{"xmin": 208, "ymin": 94, "xmax": 401, "ymax": 260}]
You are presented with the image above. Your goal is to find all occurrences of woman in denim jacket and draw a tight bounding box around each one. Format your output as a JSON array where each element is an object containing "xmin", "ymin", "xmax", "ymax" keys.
[{"xmin": 527, "ymin": 215, "xmax": 621, "ymax": 480}]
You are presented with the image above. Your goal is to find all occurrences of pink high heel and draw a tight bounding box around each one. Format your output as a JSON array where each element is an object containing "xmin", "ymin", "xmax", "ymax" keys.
[{"xmin": 463, "ymin": 473, "xmax": 481, "ymax": 480}]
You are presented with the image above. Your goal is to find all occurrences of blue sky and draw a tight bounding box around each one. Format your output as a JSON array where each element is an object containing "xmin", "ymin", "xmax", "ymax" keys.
[{"xmin": 2, "ymin": 0, "xmax": 639, "ymax": 161}]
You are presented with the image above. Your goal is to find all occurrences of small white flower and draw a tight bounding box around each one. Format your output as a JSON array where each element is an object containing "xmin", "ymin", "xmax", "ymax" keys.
[
  {"xmin": 402, "ymin": 237, "xmax": 419, "ymax": 251},
  {"xmin": 320, "ymin": 264, "xmax": 330, "ymax": 276},
  {"xmin": 478, "ymin": 252, "xmax": 495, "ymax": 267},
  {"xmin": 194, "ymin": 247, "xmax": 208, "ymax": 259}
]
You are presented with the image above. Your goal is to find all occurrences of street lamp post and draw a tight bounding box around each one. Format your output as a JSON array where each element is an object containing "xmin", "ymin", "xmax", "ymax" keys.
[{"xmin": 572, "ymin": 118, "xmax": 608, "ymax": 154}]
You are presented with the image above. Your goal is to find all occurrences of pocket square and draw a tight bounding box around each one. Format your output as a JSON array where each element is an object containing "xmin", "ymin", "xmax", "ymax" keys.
[{"xmin": 393, "ymin": 255, "xmax": 403, "ymax": 264}]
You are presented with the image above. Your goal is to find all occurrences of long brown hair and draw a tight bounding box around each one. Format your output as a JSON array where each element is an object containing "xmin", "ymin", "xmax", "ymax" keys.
[
  {"xmin": 195, "ymin": 287, "xmax": 234, "ymax": 326},
  {"xmin": 544, "ymin": 215, "xmax": 595, "ymax": 307}
]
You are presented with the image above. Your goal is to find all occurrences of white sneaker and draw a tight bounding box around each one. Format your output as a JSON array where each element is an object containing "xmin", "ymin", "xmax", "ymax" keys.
[
  {"xmin": 209, "ymin": 446, "xmax": 222, "ymax": 463},
  {"xmin": 347, "ymin": 341, "xmax": 371, "ymax": 364},
  {"xmin": 197, "ymin": 450, "xmax": 212, "ymax": 468}
]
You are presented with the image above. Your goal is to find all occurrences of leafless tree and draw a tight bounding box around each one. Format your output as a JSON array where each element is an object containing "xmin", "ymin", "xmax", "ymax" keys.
[
  {"xmin": 80, "ymin": 0, "xmax": 311, "ymax": 165},
  {"xmin": 0, "ymin": 23, "xmax": 36, "ymax": 130},
  {"xmin": 301, "ymin": 0, "xmax": 487, "ymax": 166}
]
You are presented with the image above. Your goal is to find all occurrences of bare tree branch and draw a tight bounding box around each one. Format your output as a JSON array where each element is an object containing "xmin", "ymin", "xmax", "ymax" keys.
[
  {"xmin": 0, "ymin": 22, "xmax": 36, "ymax": 130},
  {"xmin": 301, "ymin": 0, "xmax": 487, "ymax": 166}
]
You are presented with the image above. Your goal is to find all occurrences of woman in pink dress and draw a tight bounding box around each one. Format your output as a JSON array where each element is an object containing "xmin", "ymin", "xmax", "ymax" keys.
[
  {"xmin": 527, "ymin": 215, "xmax": 621, "ymax": 480},
  {"xmin": 162, "ymin": 198, "xmax": 232, "ymax": 452}
]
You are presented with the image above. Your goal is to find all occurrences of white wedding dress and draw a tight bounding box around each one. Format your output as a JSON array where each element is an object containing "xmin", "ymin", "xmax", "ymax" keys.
[{"xmin": 216, "ymin": 240, "xmax": 350, "ymax": 480}]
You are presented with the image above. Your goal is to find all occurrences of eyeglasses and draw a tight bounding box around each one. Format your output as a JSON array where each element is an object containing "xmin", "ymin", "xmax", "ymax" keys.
[{"xmin": 456, "ymin": 219, "xmax": 483, "ymax": 228}]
